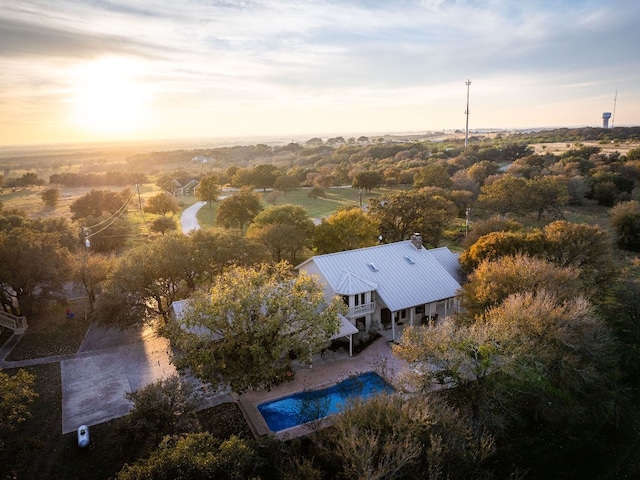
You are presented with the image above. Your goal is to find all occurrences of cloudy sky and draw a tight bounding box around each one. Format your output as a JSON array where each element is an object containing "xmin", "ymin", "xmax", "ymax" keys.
[{"xmin": 1, "ymin": 0, "xmax": 639, "ymax": 146}]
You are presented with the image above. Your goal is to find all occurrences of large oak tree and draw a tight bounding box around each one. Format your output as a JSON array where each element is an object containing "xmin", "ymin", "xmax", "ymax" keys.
[{"xmin": 169, "ymin": 262, "xmax": 345, "ymax": 394}]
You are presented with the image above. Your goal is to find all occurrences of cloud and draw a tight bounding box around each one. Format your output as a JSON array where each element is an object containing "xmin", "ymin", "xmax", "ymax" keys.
[{"xmin": 1, "ymin": 0, "xmax": 639, "ymax": 144}]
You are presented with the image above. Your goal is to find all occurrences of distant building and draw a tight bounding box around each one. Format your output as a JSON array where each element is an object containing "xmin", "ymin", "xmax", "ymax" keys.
[
  {"xmin": 602, "ymin": 112, "xmax": 612, "ymax": 128},
  {"xmin": 171, "ymin": 178, "xmax": 199, "ymax": 196},
  {"xmin": 191, "ymin": 155, "xmax": 211, "ymax": 164}
]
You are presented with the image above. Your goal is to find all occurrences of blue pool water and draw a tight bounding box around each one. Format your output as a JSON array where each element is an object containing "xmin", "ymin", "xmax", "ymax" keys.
[{"xmin": 258, "ymin": 371, "xmax": 394, "ymax": 432}]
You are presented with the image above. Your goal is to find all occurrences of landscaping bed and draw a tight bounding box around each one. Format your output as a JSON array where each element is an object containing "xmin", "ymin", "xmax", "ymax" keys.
[{"xmin": 6, "ymin": 297, "xmax": 92, "ymax": 361}]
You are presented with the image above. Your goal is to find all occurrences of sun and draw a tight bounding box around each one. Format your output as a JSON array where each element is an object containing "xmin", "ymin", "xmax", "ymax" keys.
[{"xmin": 70, "ymin": 57, "xmax": 149, "ymax": 136}]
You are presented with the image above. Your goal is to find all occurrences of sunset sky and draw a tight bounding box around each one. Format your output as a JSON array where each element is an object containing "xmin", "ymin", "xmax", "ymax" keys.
[{"xmin": 1, "ymin": 0, "xmax": 639, "ymax": 146}]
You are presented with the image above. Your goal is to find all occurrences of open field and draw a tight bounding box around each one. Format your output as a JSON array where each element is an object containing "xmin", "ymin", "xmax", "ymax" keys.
[{"xmin": 530, "ymin": 139, "xmax": 640, "ymax": 156}]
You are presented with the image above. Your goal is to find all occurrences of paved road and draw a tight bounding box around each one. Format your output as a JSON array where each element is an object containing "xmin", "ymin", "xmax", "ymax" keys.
[{"xmin": 181, "ymin": 201, "xmax": 206, "ymax": 233}]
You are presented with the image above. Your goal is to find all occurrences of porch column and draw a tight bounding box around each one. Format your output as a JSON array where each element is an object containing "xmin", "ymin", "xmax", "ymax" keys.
[
  {"xmin": 349, "ymin": 334, "xmax": 353, "ymax": 357},
  {"xmin": 391, "ymin": 310, "xmax": 396, "ymax": 341}
]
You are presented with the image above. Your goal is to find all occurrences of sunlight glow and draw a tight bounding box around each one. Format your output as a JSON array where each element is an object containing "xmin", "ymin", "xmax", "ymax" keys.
[{"xmin": 69, "ymin": 58, "xmax": 149, "ymax": 136}]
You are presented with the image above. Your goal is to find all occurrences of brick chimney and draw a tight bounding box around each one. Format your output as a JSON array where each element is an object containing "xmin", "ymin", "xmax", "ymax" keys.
[{"xmin": 410, "ymin": 233, "xmax": 423, "ymax": 249}]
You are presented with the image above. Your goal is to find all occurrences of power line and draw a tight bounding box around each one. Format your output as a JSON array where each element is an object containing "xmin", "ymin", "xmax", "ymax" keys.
[
  {"xmin": 82, "ymin": 190, "xmax": 134, "ymax": 232},
  {"xmin": 85, "ymin": 194, "xmax": 134, "ymax": 239}
]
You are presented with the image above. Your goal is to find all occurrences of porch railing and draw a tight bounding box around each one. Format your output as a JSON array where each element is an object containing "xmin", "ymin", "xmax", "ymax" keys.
[
  {"xmin": 0, "ymin": 310, "xmax": 28, "ymax": 333},
  {"xmin": 347, "ymin": 302, "xmax": 375, "ymax": 318}
]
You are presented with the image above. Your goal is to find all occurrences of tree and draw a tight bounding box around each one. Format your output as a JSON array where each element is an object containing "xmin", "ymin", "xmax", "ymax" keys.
[
  {"xmin": 542, "ymin": 220, "xmax": 614, "ymax": 286},
  {"xmin": 70, "ymin": 189, "xmax": 130, "ymax": 221},
  {"xmin": 526, "ymin": 175, "xmax": 569, "ymax": 220},
  {"xmin": 459, "ymin": 230, "xmax": 548, "ymax": 273},
  {"xmin": 466, "ymin": 160, "xmax": 500, "ymax": 186},
  {"xmin": 0, "ymin": 369, "xmax": 37, "ymax": 432},
  {"xmin": 395, "ymin": 291, "xmax": 617, "ymax": 445},
  {"xmin": 170, "ymin": 262, "xmax": 345, "ymax": 394},
  {"xmin": 478, "ymin": 175, "xmax": 569, "ymax": 219},
  {"xmin": 72, "ymin": 252, "xmax": 115, "ymax": 312},
  {"xmin": 150, "ymin": 216, "xmax": 178, "ymax": 235},
  {"xmin": 246, "ymin": 204, "xmax": 315, "ymax": 263},
  {"xmin": 6, "ymin": 173, "xmax": 45, "ymax": 188},
  {"xmin": 156, "ymin": 174, "xmax": 175, "ymax": 193},
  {"xmin": 116, "ymin": 433, "xmax": 261, "ymax": 480},
  {"xmin": 41, "ymin": 188, "xmax": 60, "ymax": 207},
  {"xmin": 352, "ymin": 171, "xmax": 383, "ymax": 194},
  {"xmin": 95, "ymin": 233, "xmax": 193, "ymax": 326},
  {"xmin": 143, "ymin": 193, "xmax": 179, "ymax": 217},
  {"xmin": 188, "ymin": 227, "xmax": 267, "ymax": 284},
  {"xmin": 0, "ymin": 227, "xmax": 71, "ymax": 315},
  {"xmin": 122, "ymin": 375, "xmax": 201, "ymax": 453},
  {"xmin": 273, "ymin": 174, "xmax": 300, "ymax": 196},
  {"xmin": 610, "ymin": 200, "xmax": 640, "ymax": 251},
  {"xmin": 458, "ymin": 254, "xmax": 583, "ymax": 319},
  {"xmin": 413, "ymin": 163, "xmax": 453, "ymax": 189},
  {"xmin": 312, "ymin": 207, "xmax": 378, "ymax": 254},
  {"xmin": 368, "ymin": 189, "xmax": 457, "ymax": 246},
  {"xmin": 318, "ymin": 393, "xmax": 493, "ymax": 480},
  {"xmin": 196, "ymin": 174, "xmax": 221, "ymax": 207},
  {"xmin": 215, "ymin": 188, "xmax": 263, "ymax": 230},
  {"xmin": 462, "ymin": 215, "xmax": 523, "ymax": 249},
  {"xmin": 478, "ymin": 175, "xmax": 529, "ymax": 216},
  {"xmin": 251, "ymin": 164, "xmax": 279, "ymax": 191}
]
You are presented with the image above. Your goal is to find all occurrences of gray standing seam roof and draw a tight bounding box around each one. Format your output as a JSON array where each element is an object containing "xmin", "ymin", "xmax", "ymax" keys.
[{"xmin": 297, "ymin": 242, "xmax": 461, "ymax": 312}]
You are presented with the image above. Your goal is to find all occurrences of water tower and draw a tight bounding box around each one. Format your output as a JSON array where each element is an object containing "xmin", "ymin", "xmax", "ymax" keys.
[{"xmin": 602, "ymin": 112, "xmax": 612, "ymax": 128}]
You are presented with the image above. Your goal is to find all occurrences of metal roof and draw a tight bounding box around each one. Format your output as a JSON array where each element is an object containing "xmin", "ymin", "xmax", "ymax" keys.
[
  {"xmin": 335, "ymin": 271, "xmax": 378, "ymax": 295},
  {"xmin": 297, "ymin": 242, "xmax": 462, "ymax": 312},
  {"xmin": 331, "ymin": 314, "xmax": 359, "ymax": 339}
]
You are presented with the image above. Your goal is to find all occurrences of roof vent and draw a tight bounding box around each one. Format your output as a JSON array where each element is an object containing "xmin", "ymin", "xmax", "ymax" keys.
[
  {"xmin": 410, "ymin": 233, "xmax": 423, "ymax": 250},
  {"xmin": 367, "ymin": 262, "xmax": 379, "ymax": 272},
  {"xmin": 404, "ymin": 256, "xmax": 415, "ymax": 265}
]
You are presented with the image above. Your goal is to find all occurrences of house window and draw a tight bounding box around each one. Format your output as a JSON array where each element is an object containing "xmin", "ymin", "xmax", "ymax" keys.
[
  {"xmin": 356, "ymin": 317, "xmax": 366, "ymax": 331},
  {"xmin": 342, "ymin": 295, "xmax": 350, "ymax": 307},
  {"xmin": 354, "ymin": 292, "xmax": 366, "ymax": 306},
  {"xmin": 400, "ymin": 309, "xmax": 407, "ymax": 319},
  {"xmin": 415, "ymin": 305, "xmax": 424, "ymax": 314}
]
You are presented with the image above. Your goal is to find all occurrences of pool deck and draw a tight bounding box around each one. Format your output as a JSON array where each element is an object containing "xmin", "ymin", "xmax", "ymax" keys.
[{"xmin": 237, "ymin": 334, "xmax": 410, "ymax": 440}]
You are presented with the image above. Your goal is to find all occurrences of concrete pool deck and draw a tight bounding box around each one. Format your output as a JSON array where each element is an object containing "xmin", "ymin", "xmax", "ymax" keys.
[{"xmin": 237, "ymin": 335, "xmax": 410, "ymax": 440}]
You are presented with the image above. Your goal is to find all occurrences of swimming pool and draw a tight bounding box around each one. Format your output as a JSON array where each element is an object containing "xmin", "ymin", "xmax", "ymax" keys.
[{"xmin": 257, "ymin": 371, "xmax": 394, "ymax": 432}]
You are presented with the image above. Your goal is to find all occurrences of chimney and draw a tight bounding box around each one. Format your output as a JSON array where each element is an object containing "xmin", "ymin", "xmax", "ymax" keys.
[{"xmin": 410, "ymin": 233, "xmax": 423, "ymax": 250}]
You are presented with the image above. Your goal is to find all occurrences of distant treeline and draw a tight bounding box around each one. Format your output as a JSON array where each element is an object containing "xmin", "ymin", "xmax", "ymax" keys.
[
  {"xmin": 125, "ymin": 127, "xmax": 640, "ymax": 172},
  {"xmin": 510, "ymin": 125, "xmax": 640, "ymax": 143},
  {"xmin": 49, "ymin": 171, "xmax": 148, "ymax": 187}
]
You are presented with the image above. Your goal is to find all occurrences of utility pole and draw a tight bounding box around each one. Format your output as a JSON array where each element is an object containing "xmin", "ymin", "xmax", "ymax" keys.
[
  {"xmin": 465, "ymin": 207, "xmax": 470, "ymax": 236},
  {"xmin": 464, "ymin": 79, "xmax": 471, "ymax": 149},
  {"xmin": 135, "ymin": 184, "xmax": 143, "ymax": 212}
]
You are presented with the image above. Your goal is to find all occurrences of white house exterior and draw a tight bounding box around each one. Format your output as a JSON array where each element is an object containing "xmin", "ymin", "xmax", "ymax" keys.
[{"xmin": 296, "ymin": 234, "xmax": 462, "ymax": 341}]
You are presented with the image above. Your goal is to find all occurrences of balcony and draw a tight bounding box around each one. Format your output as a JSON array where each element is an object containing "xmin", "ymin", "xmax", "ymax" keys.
[{"xmin": 347, "ymin": 302, "xmax": 375, "ymax": 318}]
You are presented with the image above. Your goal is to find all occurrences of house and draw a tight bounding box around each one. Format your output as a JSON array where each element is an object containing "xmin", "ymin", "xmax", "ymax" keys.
[
  {"xmin": 191, "ymin": 155, "xmax": 212, "ymax": 164},
  {"xmin": 296, "ymin": 234, "xmax": 462, "ymax": 341},
  {"xmin": 171, "ymin": 178, "xmax": 199, "ymax": 196}
]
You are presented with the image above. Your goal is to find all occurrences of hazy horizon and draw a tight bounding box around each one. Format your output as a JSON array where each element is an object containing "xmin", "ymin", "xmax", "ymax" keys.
[{"xmin": 2, "ymin": 1, "xmax": 639, "ymax": 147}]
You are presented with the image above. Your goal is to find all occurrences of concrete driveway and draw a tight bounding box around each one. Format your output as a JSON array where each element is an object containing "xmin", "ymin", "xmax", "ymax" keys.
[{"xmin": 60, "ymin": 325, "xmax": 176, "ymax": 434}]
